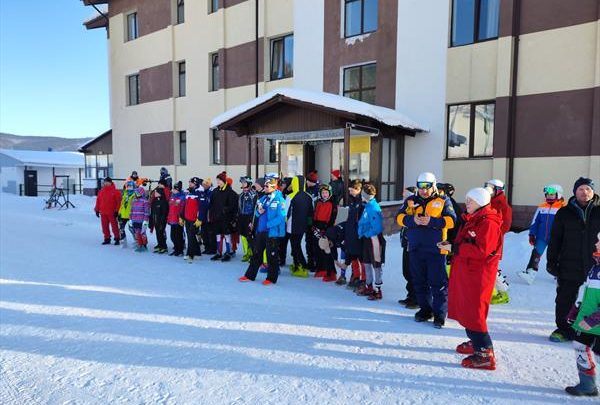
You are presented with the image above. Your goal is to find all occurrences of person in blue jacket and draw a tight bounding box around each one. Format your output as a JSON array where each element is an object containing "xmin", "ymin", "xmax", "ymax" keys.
[
  {"xmin": 357, "ymin": 183, "xmax": 386, "ymax": 300},
  {"xmin": 518, "ymin": 184, "xmax": 566, "ymax": 285},
  {"xmin": 396, "ymin": 172, "xmax": 456, "ymax": 329},
  {"xmin": 239, "ymin": 177, "xmax": 286, "ymax": 285}
]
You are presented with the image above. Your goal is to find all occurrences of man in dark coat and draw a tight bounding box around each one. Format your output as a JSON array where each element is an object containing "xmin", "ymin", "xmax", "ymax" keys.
[
  {"xmin": 547, "ymin": 177, "xmax": 600, "ymax": 342},
  {"xmin": 208, "ymin": 171, "xmax": 239, "ymax": 261},
  {"xmin": 330, "ymin": 169, "xmax": 344, "ymax": 206},
  {"xmin": 287, "ymin": 175, "xmax": 314, "ymax": 277}
]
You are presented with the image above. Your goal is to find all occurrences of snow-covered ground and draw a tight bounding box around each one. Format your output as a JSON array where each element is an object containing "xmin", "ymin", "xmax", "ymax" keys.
[{"xmin": 0, "ymin": 193, "xmax": 595, "ymax": 404}]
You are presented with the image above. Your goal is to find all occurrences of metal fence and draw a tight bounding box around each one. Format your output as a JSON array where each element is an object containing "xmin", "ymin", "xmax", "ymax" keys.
[{"xmin": 18, "ymin": 183, "xmax": 83, "ymax": 196}]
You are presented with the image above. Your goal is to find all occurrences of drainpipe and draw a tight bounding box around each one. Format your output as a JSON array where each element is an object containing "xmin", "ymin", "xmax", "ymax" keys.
[
  {"xmin": 506, "ymin": 0, "xmax": 521, "ymax": 206},
  {"xmin": 254, "ymin": 0, "xmax": 260, "ymax": 180}
]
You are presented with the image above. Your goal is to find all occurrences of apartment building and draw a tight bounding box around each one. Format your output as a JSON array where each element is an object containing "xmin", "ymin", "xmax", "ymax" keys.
[{"xmin": 84, "ymin": 0, "xmax": 599, "ymax": 229}]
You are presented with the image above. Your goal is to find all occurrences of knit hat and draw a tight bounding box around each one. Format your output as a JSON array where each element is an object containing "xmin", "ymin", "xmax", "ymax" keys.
[
  {"xmin": 331, "ymin": 169, "xmax": 341, "ymax": 179},
  {"xmin": 466, "ymin": 187, "xmax": 491, "ymax": 207},
  {"xmin": 131, "ymin": 170, "xmax": 138, "ymax": 178},
  {"xmin": 307, "ymin": 170, "xmax": 318, "ymax": 183},
  {"xmin": 174, "ymin": 181, "xmax": 183, "ymax": 191},
  {"xmin": 217, "ymin": 171, "xmax": 227, "ymax": 183},
  {"xmin": 103, "ymin": 177, "xmax": 113, "ymax": 183},
  {"xmin": 226, "ymin": 177, "xmax": 233, "ymax": 186},
  {"xmin": 573, "ymin": 177, "xmax": 594, "ymax": 194}
]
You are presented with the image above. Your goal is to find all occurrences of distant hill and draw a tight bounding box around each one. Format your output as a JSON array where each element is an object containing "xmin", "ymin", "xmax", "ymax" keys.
[{"xmin": 0, "ymin": 133, "xmax": 92, "ymax": 152}]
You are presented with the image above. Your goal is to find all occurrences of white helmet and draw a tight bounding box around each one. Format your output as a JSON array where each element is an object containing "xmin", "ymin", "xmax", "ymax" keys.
[
  {"xmin": 544, "ymin": 184, "xmax": 563, "ymax": 200},
  {"xmin": 417, "ymin": 172, "xmax": 437, "ymax": 189}
]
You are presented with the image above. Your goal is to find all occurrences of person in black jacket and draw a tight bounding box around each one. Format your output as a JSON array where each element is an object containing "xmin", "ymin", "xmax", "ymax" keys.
[
  {"xmin": 547, "ymin": 177, "xmax": 600, "ymax": 342},
  {"xmin": 149, "ymin": 187, "xmax": 169, "ymax": 254},
  {"xmin": 397, "ymin": 186, "xmax": 419, "ymax": 309},
  {"xmin": 330, "ymin": 169, "xmax": 344, "ymax": 206},
  {"xmin": 209, "ymin": 171, "xmax": 239, "ymax": 262},
  {"xmin": 341, "ymin": 179, "xmax": 364, "ymax": 287},
  {"xmin": 287, "ymin": 175, "xmax": 314, "ymax": 278},
  {"xmin": 438, "ymin": 182, "xmax": 463, "ymax": 245}
]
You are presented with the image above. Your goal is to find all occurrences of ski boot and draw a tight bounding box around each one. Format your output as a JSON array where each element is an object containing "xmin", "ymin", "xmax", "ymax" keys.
[
  {"xmin": 335, "ymin": 275, "xmax": 347, "ymax": 285},
  {"xmin": 518, "ymin": 268, "xmax": 537, "ymax": 285},
  {"xmin": 414, "ymin": 309, "xmax": 433, "ymax": 323},
  {"xmin": 461, "ymin": 348, "xmax": 496, "ymax": 370},
  {"xmin": 433, "ymin": 315, "xmax": 445, "ymax": 329},
  {"xmin": 221, "ymin": 252, "xmax": 233, "ymax": 262},
  {"xmin": 210, "ymin": 253, "xmax": 223, "ymax": 261},
  {"xmin": 549, "ymin": 329, "xmax": 571, "ymax": 343},
  {"xmin": 314, "ymin": 270, "xmax": 327, "ymax": 278},
  {"xmin": 102, "ymin": 239, "xmax": 111, "ymax": 245},
  {"xmin": 566, "ymin": 372, "xmax": 599, "ymax": 397},
  {"xmin": 367, "ymin": 285, "xmax": 382, "ymax": 300},
  {"xmin": 456, "ymin": 341, "xmax": 475, "ymax": 354},
  {"xmin": 491, "ymin": 291, "xmax": 510, "ymax": 305},
  {"xmin": 356, "ymin": 284, "xmax": 373, "ymax": 296}
]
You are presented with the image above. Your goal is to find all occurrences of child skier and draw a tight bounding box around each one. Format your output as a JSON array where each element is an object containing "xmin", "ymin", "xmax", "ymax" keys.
[
  {"xmin": 167, "ymin": 181, "xmax": 186, "ymax": 256},
  {"xmin": 130, "ymin": 186, "xmax": 150, "ymax": 252},
  {"xmin": 238, "ymin": 176, "xmax": 257, "ymax": 262},
  {"xmin": 118, "ymin": 180, "xmax": 136, "ymax": 248},
  {"xmin": 149, "ymin": 187, "xmax": 169, "ymax": 253},
  {"xmin": 519, "ymin": 184, "xmax": 566, "ymax": 285},
  {"xmin": 564, "ymin": 232, "xmax": 600, "ymax": 396},
  {"xmin": 357, "ymin": 184, "xmax": 385, "ymax": 300},
  {"xmin": 313, "ymin": 184, "xmax": 338, "ymax": 282}
]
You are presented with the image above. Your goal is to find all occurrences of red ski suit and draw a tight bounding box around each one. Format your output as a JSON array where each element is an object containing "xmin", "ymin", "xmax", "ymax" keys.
[
  {"xmin": 490, "ymin": 191, "xmax": 512, "ymax": 257},
  {"xmin": 448, "ymin": 205, "xmax": 502, "ymax": 332},
  {"xmin": 95, "ymin": 183, "xmax": 121, "ymax": 240}
]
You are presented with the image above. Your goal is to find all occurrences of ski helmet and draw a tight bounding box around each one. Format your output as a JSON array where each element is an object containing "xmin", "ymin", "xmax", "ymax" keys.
[
  {"xmin": 416, "ymin": 172, "xmax": 436, "ymax": 190},
  {"xmin": 485, "ymin": 179, "xmax": 505, "ymax": 191},
  {"xmin": 319, "ymin": 184, "xmax": 333, "ymax": 201},
  {"xmin": 239, "ymin": 176, "xmax": 253, "ymax": 187},
  {"xmin": 544, "ymin": 184, "xmax": 563, "ymax": 200}
]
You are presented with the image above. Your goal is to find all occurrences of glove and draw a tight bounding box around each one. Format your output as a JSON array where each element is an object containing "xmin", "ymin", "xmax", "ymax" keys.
[
  {"xmin": 566, "ymin": 304, "xmax": 580, "ymax": 325},
  {"xmin": 194, "ymin": 219, "xmax": 202, "ymax": 228},
  {"xmin": 142, "ymin": 221, "xmax": 148, "ymax": 233},
  {"xmin": 546, "ymin": 263, "xmax": 558, "ymax": 277},
  {"xmin": 178, "ymin": 218, "xmax": 184, "ymax": 226},
  {"xmin": 95, "ymin": 211, "xmax": 100, "ymax": 218},
  {"xmin": 117, "ymin": 214, "xmax": 122, "ymax": 221},
  {"xmin": 529, "ymin": 235, "xmax": 536, "ymax": 246}
]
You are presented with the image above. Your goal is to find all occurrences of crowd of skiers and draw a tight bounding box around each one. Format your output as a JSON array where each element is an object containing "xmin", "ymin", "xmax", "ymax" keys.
[{"xmin": 94, "ymin": 167, "xmax": 599, "ymax": 396}]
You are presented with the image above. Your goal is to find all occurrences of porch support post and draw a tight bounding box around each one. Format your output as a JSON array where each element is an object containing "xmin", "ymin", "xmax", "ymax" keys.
[{"xmin": 343, "ymin": 124, "xmax": 350, "ymax": 205}]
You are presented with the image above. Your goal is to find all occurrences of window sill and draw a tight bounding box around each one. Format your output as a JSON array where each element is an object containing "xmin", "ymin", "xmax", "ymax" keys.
[
  {"xmin": 269, "ymin": 76, "xmax": 293, "ymax": 82},
  {"xmin": 344, "ymin": 29, "xmax": 376, "ymax": 40},
  {"xmin": 449, "ymin": 36, "xmax": 498, "ymax": 49},
  {"xmin": 444, "ymin": 157, "xmax": 493, "ymax": 162}
]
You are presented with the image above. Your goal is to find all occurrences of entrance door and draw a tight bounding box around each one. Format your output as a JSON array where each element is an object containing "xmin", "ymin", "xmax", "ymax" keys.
[{"xmin": 24, "ymin": 170, "xmax": 38, "ymax": 196}]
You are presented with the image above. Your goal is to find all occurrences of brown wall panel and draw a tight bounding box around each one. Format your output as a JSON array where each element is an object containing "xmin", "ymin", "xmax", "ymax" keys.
[
  {"xmin": 110, "ymin": 0, "xmax": 171, "ymax": 37},
  {"xmin": 519, "ymin": 0, "xmax": 599, "ymax": 35},
  {"xmin": 140, "ymin": 62, "xmax": 173, "ymax": 103},
  {"xmin": 85, "ymin": 133, "xmax": 113, "ymax": 155},
  {"xmin": 493, "ymin": 97, "xmax": 510, "ymax": 158},
  {"xmin": 323, "ymin": 0, "xmax": 397, "ymax": 109},
  {"xmin": 141, "ymin": 131, "xmax": 174, "ymax": 166},
  {"xmin": 222, "ymin": 39, "xmax": 264, "ymax": 89},
  {"xmin": 222, "ymin": 0, "xmax": 248, "ymax": 8}
]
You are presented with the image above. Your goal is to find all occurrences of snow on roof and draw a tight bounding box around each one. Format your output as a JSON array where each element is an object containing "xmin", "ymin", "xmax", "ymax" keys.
[
  {"xmin": 0, "ymin": 149, "xmax": 84, "ymax": 168},
  {"xmin": 210, "ymin": 87, "xmax": 428, "ymax": 132}
]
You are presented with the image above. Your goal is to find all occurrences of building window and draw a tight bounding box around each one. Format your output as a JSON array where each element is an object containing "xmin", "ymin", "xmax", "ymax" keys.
[
  {"xmin": 212, "ymin": 129, "xmax": 221, "ymax": 164},
  {"xmin": 380, "ymin": 137, "xmax": 398, "ymax": 201},
  {"xmin": 268, "ymin": 140, "xmax": 279, "ymax": 163},
  {"xmin": 270, "ymin": 35, "xmax": 293, "ymax": 81},
  {"xmin": 208, "ymin": 0, "xmax": 218, "ymax": 14},
  {"xmin": 451, "ymin": 0, "xmax": 500, "ymax": 47},
  {"xmin": 178, "ymin": 61, "xmax": 186, "ymax": 97},
  {"xmin": 127, "ymin": 74, "xmax": 140, "ymax": 105},
  {"xmin": 177, "ymin": 0, "xmax": 185, "ymax": 24},
  {"xmin": 344, "ymin": 0, "xmax": 378, "ymax": 38},
  {"xmin": 178, "ymin": 131, "xmax": 187, "ymax": 165},
  {"xmin": 447, "ymin": 101, "xmax": 495, "ymax": 159},
  {"xmin": 126, "ymin": 12, "xmax": 138, "ymax": 41},
  {"xmin": 210, "ymin": 53, "xmax": 219, "ymax": 91},
  {"xmin": 343, "ymin": 63, "xmax": 376, "ymax": 105}
]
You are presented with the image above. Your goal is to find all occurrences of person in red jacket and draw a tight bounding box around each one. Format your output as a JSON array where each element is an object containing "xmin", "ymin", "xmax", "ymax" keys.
[
  {"xmin": 444, "ymin": 187, "xmax": 502, "ymax": 371},
  {"xmin": 313, "ymin": 184, "xmax": 338, "ymax": 282},
  {"xmin": 485, "ymin": 179, "xmax": 512, "ymax": 304},
  {"xmin": 95, "ymin": 177, "xmax": 122, "ymax": 245}
]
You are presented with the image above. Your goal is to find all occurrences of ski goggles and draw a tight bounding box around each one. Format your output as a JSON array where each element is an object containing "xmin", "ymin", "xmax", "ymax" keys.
[
  {"xmin": 543, "ymin": 186, "xmax": 558, "ymax": 195},
  {"xmin": 485, "ymin": 182, "xmax": 504, "ymax": 191},
  {"xmin": 416, "ymin": 181, "xmax": 434, "ymax": 190}
]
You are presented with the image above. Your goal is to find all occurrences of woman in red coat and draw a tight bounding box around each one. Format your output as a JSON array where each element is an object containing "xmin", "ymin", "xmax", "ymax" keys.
[{"xmin": 441, "ymin": 187, "xmax": 502, "ymax": 370}]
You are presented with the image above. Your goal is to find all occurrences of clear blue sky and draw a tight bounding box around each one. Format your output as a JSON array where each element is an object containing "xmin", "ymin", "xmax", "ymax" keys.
[{"xmin": 0, "ymin": 1, "xmax": 109, "ymax": 139}]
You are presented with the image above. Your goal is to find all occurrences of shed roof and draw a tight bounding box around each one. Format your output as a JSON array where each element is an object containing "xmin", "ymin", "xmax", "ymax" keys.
[{"xmin": 0, "ymin": 149, "xmax": 85, "ymax": 168}]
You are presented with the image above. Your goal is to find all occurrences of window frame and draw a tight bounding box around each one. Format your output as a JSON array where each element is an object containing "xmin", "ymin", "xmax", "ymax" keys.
[
  {"xmin": 270, "ymin": 34, "xmax": 294, "ymax": 81},
  {"xmin": 127, "ymin": 73, "xmax": 140, "ymax": 106},
  {"xmin": 209, "ymin": 52, "xmax": 220, "ymax": 92},
  {"xmin": 178, "ymin": 130, "xmax": 187, "ymax": 165},
  {"xmin": 176, "ymin": 0, "xmax": 185, "ymax": 24},
  {"xmin": 126, "ymin": 12, "xmax": 138, "ymax": 41},
  {"xmin": 342, "ymin": 63, "xmax": 376, "ymax": 104},
  {"xmin": 211, "ymin": 129, "xmax": 221, "ymax": 165},
  {"xmin": 177, "ymin": 61, "xmax": 186, "ymax": 97},
  {"xmin": 344, "ymin": 0, "xmax": 378, "ymax": 39},
  {"xmin": 208, "ymin": 0, "xmax": 219, "ymax": 14},
  {"xmin": 445, "ymin": 100, "xmax": 495, "ymax": 160},
  {"xmin": 380, "ymin": 136, "xmax": 400, "ymax": 201},
  {"xmin": 450, "ymin": 0, "xmax": 500, "ymax": 48}
]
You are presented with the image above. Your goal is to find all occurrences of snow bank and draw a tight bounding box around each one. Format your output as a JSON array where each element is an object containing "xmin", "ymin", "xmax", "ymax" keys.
[{"xmin": 0, "ymin": 193, "xmax": 594, "ymax": 404}]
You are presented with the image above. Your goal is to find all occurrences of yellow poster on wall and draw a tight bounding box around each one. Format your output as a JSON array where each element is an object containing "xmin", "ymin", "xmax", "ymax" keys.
[{"xmin": 350, "ymin": 136, "xmax": 371, "ymax": 154}]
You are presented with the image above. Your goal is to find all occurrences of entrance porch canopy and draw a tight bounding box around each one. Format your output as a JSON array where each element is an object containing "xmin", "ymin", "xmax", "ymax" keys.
[{"xmin": 210, "ymin": 88, "xmax": 427, "ymax": 197}]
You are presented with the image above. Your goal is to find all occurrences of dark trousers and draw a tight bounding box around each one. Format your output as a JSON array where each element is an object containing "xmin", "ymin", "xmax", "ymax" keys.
[
  {"xmin": 170, "ymin": 224, "xmax": 185, "ymax": 254},
  {"xmin": 239, "ymin": 214, "xmax": 254, "ymax": 253},
  {"xmin": 305, "ymin": 230, "xmax": 316, "ymax": 270},
  {"xmin": 185, "ymin": 220, "xmax": 201, "ymax": 258},
  {"xmin": 118, "ymin": 218, "xmax": 129, "ymax": 241},
  {"xmin": 155, "ymin": 221, "xmax": 167, "ymax": 249},
  {"xmin": 290, "ymin": 233, "xmax": 307, "ymax": 267},
  {"xmin": 555, "ymin": 278, "xmax": 583, "ymax": 339},
  {"xmin": 466, "ymin": 329, "xmax": 493, "ymax": 351},
  {"xmin": 409, "ymin": 250, "xmax": 448, "ymax": 317},
  {"xmin": 279, "ymin": 234, "xmax": 289, "ymax": 265},
  {"xmin": 402, "ymin": 247, "xmax": 416, "ymax": 301},
  {"xmin": 316, "ymin": 244, "xmax": 336, "ymax": 278},
  {"xmin": 245, "ymin": 232, "xmax": 280, "ymax": 283},
  {"xmin": 202, "ymin": 222, "xmax": 217, "ymax": 254}
]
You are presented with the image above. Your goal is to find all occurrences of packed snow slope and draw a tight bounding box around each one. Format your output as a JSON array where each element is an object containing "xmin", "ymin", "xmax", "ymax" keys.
[{"xmin": 0, "ymin": 193, "xmax": 595, "ymax": 404}]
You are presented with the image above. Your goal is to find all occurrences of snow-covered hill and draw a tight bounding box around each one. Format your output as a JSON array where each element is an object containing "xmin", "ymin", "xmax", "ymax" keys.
[{"xmin": 0, "ymin": 193, "xmax": 594, "ymax": 404}]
